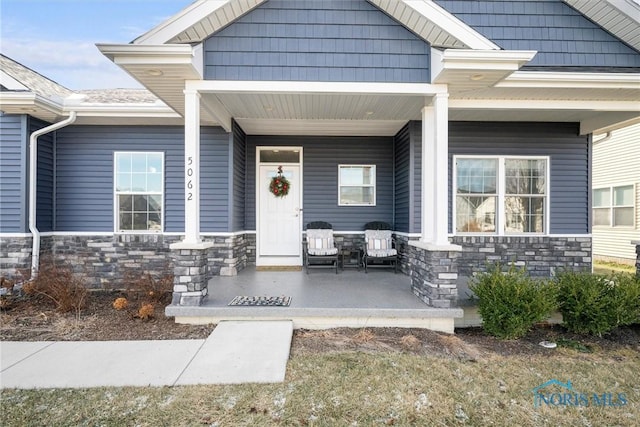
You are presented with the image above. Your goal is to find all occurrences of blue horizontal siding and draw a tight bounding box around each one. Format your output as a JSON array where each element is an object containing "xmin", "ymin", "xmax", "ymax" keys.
[
  {"xmin": 435, "ymin": 0, "xmax": 640, "ymax": 68},
  {"xmin": 231, "ymin": 121, "xmax": 246, "ymax": 231},
  {"xmin": 444, "ymin": 121, "xmax": 590, "ymax": 234},
  {"xmin": 54, "ymin": 125, "xmax": 230, "ymax": 233},
  {"xmin": 246, "ymin": 136, "xmax": 394, "ymax": 231},
  {"xmin": 0, "ymin": 114, "xmax": 27, "ymax": 232},
  {"xmin": 204, "ymin": 0, "xmax": 430, "ymax": 82}
]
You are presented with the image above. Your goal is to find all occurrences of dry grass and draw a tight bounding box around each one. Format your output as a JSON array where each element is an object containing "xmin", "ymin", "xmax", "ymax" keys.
[{"xmin": 2, "ymin": 348, "xmax": 638, "ymax": 426}]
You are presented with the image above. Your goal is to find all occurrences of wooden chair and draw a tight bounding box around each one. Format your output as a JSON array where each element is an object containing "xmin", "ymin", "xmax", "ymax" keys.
[
  {"xmin": 303, "ymin": 221, "xmax": 340, "ymax": 274},
  {"xmin": 362, "ymin": 221, "xmax": 397, "ymax": 273}
]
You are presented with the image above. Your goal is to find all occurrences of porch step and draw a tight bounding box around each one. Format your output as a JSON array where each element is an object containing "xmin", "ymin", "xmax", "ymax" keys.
[
  {"xmin": 166, "ymin": 305, "xmax": 463, "ymax": 333},
  {"xmin": 176, "ymin": 320, "xmax": 293, "ymax": 385}
]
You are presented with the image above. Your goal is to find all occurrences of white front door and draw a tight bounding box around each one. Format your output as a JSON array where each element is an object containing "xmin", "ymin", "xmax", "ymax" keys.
[{"xmin": 257, "ymin": 151, "xmax": 303, "ymax": 266}]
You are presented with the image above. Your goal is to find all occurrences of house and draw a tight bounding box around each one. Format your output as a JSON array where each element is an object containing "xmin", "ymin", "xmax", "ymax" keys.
[
  {"xmin": 592, "ymin": 123, "xmax": 640, "ymax": 266},
  {"xmin": 1, "ymin": 0, "xmax": 640, "ymax": 325}
]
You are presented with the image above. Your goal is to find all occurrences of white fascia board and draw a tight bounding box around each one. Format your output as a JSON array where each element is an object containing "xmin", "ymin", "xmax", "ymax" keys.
[
  {"xmin": 62, "ymin": 105, "xmax": 181, "ymax": 118},
  {"xmin": 401, "ymin": 0, "xmax": 500, "ymax": 50},
  {"xmin": 133, "ymin": 0, "xmax": 227, "ymax": 45},
  {"xmin": 433, "ymin": 49, "xmax": 537, "ymax": 73},
  {"xmin": 97, "ymin": 44, "xmax": 200, "ymax": 68},
  {"xmin": 450, "ymin": 98, "xmax": 640, "ymax": 112},
  {"xmin": 0, "ymin": 92, "xmax": 63, "ymax": 114},
  {"xmin": 187, "ymin": 80, "xmax": 448, "ymax": 96},
  {"xmin": 499, "ymin": 71, "xmax": 640, "ymax": 89}
]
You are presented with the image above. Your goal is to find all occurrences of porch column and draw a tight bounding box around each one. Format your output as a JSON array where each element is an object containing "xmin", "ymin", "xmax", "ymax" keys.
[
  {"xmin": 409, "ymin": 91, "xmax": 462, "ymax": 310},
  {"xmin": 169, "ymin": 89, "xmax": 213, "ymax": 307}
]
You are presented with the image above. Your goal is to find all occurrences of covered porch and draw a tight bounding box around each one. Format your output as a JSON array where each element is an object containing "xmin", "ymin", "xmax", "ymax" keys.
[{"xmin": 166, "ymin": 268, "xmax": 464, "ymax": 333}]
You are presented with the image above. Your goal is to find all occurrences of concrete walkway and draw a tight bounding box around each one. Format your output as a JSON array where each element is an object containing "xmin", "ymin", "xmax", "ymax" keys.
[{"xmin": 0, "ymin": 320, "xmax": 293, "ymax": 389}]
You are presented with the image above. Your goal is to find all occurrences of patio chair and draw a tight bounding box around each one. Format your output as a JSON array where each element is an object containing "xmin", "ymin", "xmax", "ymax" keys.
[
  {"xmin": 303, "ymin": 221, "xmax": 340, "ymax": 274},
  {"xmin": 362, "ymin": 221, "xmax": 397, "ymax": 273}
]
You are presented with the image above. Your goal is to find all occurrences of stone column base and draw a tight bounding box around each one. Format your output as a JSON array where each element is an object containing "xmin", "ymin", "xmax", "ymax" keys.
[
  {"xmin": 409, "ymin": 241, "xmax": 462, "ymax": 309},
  {"xmin": 170, "ymin": 242, "xmax": 213, "ymax": 306}
]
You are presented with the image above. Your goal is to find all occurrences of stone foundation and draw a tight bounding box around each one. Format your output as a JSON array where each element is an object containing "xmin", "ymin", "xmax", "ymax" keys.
[
  {"xmin": 451, "ymin": 236, "xmax": 592, "ymax": 277},
  {"xmin": 0, "ymin": 236, "xmax": 32, "ymax": 280},
  {"xmin": 171, "ymin": 248, "xmax": 209, "ymax": 306},
  {"xmin": 394, "ymin": 234, "xmax": 420, "ymax": 275},
  {"xmin": 2, "ymin": 233, "xmax": 251, "ymax": 289}
]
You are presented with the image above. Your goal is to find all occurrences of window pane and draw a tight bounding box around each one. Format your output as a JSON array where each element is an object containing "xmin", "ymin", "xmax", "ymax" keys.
[
  {"xmin": 131, "ymin": 153, "xmax": 146, "ymax": 172},
  {"xmin": 147, "ymin": 173, "xmax": 162, "ymax": 192},
  {"xmin": 456, "ymin": 159, "xmax": 497, "ymax": 194},
  {"xmin": 259, "ymin": 150, "xmax": 300, "ymax": 163},
  {"xmin": 593, "ymin": 188, "xmax": 610, "ymax": 207},
  {"xmin": 147, "ymin": 153, "xmax": 162, "ymax": 173},
  {"xmin": 119, "ymin": 212, "xmax": 133, "ymax": 230},
  {"xmin": 119, "ymin": 195, "xmax": 133, "ymax": 211},
  {"xmin": 505, "ymin": 196, "xmax": 544, "ymax": 233},
  {"xmin": 148, "ymin": 195, "xmax": 162, "ymax": 212},
  {"xmin": 133, "ymin": 213, "xmax": 148, "ymax": 230},
  {"xmin": 131, "ymin": 173, "xmax": 146, "ymax": 192},
  {"xmin": 593, "ymin": 208, "xmax": 611, "ymax": 226},
  {"xmin": 116, "ymin": 173, "xmax": 131, "ymax": 192},
  {"xmin": 116, "ymin": 153, "xmax": 131, "ymax": 174},
  {"xmin": 614, "ymin": 185, "xmax": 634, "ymax": 206},
  {"xmin": 133, "ymin": 195, "xmax": 148, "ymax": 211},
  {"xmin": 505, "ymin": 159, "xmax": 546, "ymax": 195},
  {"xmin": 340, "ymin": 187, "xmax": 374, "ymax": 205},
  {"xmin": 340, "ymin": 166, "xmax": 373, "ymax": 186},
  {"xmin": 613, "ymin": 207, "xmax": 634, "ymax": 226},
  {"xmin": 456, "ymin": 196, "xmax": 496, "ymax": 232}
]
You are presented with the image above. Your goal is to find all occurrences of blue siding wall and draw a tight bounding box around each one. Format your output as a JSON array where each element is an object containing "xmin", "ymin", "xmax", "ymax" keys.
[
  {"xmin": 54, "ymin": 125, "xmax": 230, "ymax": 232},
  {"xmin": 440, "ymin": 121, "xmax": 590, "ymax": 234},
  {"xmin": 436, "ymin": 0, "xmax": 640, "ymax": 68},
  {"xmin": 393, "ymin": 122, "xmax": 422, "ymax": 233},
  {"xmin": 230, "ymin": 121, "xmax": 246, "ymax": 231},
  {"xmin": 0, "ymin": 114, "xmax": 27, "ymax": 232},
  {"xmin": 30, "ymin": 118, "xmax": 55, "ymax": 232},
  {"xmin": 204, "ymin": 0, "xmax": 430, "ymax": 82},
  {"xmin": 246, "ymin": 136, "xmax": 394, "ymax": 231}
]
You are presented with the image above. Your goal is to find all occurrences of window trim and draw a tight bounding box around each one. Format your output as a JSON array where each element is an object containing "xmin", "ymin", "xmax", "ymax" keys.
[
  {"xmin": 452, "ymin": 155, "xmax": 550, "ymax": 236},
  {"xmin": 592, "ymin": 183, "xmax": 636, "ymax": 229},
  {"xmin": 113, "ymin": 151, "xmax": 165, "ymax": 233},
  {"xmin": 338, "ymin": 164, "xmax": 376, "ymax": 206}
]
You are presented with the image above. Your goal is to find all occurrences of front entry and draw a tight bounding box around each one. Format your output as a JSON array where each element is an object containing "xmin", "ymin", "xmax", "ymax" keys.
[{"xmin": 256, "ymin": 148, "xmax": 303, "ymax": 266}]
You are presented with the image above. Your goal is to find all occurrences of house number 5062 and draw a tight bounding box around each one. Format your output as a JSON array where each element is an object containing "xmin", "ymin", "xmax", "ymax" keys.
[{"xmin": 187, "ymin": 156, "xmax": 194, "ymax": 201}]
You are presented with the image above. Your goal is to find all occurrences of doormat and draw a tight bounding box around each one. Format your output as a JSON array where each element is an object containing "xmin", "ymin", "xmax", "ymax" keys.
[{"xmin": 228, "ymin": 296, "xmax": 292, "ymax": 307}]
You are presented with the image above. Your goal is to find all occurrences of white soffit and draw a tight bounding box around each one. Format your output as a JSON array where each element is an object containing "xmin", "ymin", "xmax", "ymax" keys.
[
  {"xmin": 369, "ymin": 0, "xmax": 500, "ymax": 49},
  {"xmin": 236, "ymin": 118, "xmax": 408, "ymax": 136},
  {"xmin": 564, "ymin": 0, "xmax": 640, "ymax": 51},
  {"xmin": 134, "ymin": 0, "xmax": 266, "ymax": 45}
]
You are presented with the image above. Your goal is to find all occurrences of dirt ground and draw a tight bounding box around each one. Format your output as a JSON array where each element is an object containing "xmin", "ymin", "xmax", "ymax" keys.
[{"xmin": 1, "ymin": 291, "xmax": 639, "ymax": 359}]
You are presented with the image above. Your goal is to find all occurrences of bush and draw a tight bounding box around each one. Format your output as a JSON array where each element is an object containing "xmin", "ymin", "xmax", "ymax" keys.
[
  {"xmin": 469, "ymin": 264, "xmax": 558, "ymax": 339},
  {"xmin": 556, "ymin": 271, "xmax": 640, "ymax": 336},
  {"xmin": 25, "ymin": 259, "xmax": 89, "ymax": 313},
  {"xmin": 123, "ymin": 267, "xmax": 173, "ymax": 305}
]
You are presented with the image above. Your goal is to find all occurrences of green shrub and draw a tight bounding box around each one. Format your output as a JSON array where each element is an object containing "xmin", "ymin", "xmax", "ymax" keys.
[
  {"xmin": 556, "ymin": 271, "xmax": 640, "ymax": 336},
  {"xmin": 469, "ymin": 264, "xmax": 558, "ymax": 339}
]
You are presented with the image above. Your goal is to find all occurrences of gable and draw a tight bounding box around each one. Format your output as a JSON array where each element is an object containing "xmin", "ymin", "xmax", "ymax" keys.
[
  {"xmin": 435, "ymin": 0, "xmax": 640, "ymax": 68},
  {"xmin": 203, "ymin": 0, "xmax": 431, "ymax": 82}
]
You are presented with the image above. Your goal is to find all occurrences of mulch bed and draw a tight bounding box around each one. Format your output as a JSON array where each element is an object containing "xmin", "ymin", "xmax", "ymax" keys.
[{"xmin": 2, "ymin": 291, "xmax": 639, "ymax": 359}]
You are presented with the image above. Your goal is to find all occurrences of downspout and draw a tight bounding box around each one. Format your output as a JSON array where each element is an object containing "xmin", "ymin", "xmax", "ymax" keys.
[
  {"xmin": 29, "ymin": 112, "xmax": 77, "ymax": 277},
  {"xmin": 593, "ymin": 131, "xmax": 612, "ymax": 145}
]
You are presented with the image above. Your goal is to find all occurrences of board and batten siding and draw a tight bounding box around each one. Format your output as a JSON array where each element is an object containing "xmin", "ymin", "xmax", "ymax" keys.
[
  {"xmin": 245, "ymin": 136, "xmax": 394, "ymax": 231},
  {"xmin": 440, "ymin": 121, "xmax": 590, "ymax": 235},
  {"xmin": 54, "ymin": 125, "xmax": 230, "ymax": 233},
  {"xmin": 31, "ymin": 117, "xmax": 55, "ymax": 232},
  {"xmin": 0, "ymin": 114, "xmax": 27, "ymax": 233},
  {"xmin": 435, "ymin": 0, "xmax": 640, "ymax": 68},
  {"xmin": 592, "ymin": 123, "xmax": 640, "ymax": 263},
  {"xmin": 204, "ymin": 0, "xmax": 430, "ymax": 83},
  {"xmin": 393, "ymin": 121, "xmax": 421, "ymax": 234}
]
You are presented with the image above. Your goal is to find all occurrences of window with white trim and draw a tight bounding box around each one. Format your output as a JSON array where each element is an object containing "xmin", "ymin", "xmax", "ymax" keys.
[
  {"xmin": 114, "ymin": 152, "xmax": 163, "ymax": 232},
  {"xmin": 593, "ymin": 184, "xmax": 635, "ymax": 227},
  {"xmin": 338, "ymin": 165, "xmax": 376, "ymax": 206},
  {"xmin": 455, "ymin": 156, "xmax": 548, "ymax": 234}
]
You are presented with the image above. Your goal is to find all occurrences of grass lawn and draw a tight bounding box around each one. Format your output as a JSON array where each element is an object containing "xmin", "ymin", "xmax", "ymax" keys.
[
  {"xmin": 2, "ymin": 348, "xmax": 638, "ymax": 426},
  {"xmin": 593, "ymin": 260, "xmax": 636, "ymax": 276}
]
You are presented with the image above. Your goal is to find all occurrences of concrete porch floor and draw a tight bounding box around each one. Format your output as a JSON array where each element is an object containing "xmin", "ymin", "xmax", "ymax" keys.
[{"xmin": 166, "ymin": 268, "xmax": 464, "ymax": 333}]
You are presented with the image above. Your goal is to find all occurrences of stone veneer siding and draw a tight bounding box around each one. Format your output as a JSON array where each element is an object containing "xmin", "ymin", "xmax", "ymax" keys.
[
  {"xmin": 394, "ymin": 234, "xmax": 420, "ymax": 275},
  {"xmin": 406, "ymin": 243, "xmax": 460, "ymax": 308},
  {"xmin": 5, "ymin": 234, "xmax": 252, "ymax": 289},
  {"xmin": 0, "ymin": 236, "xmax": 32, "ymax": 280},
  {"xmin": 450, "ymin": 236, "xmax": 592, "ymax": 277}
]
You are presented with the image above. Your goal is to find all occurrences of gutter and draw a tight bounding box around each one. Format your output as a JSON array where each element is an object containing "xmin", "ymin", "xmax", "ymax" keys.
[{"xmin": 29, "ymin": 112, "xmax": 77, "ymax": 277}]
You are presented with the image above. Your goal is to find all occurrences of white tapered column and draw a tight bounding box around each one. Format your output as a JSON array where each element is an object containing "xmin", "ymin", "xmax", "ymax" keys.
[{"xmin": 183, "ymin": 89, "xmax": 202, "ymax": 244}]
